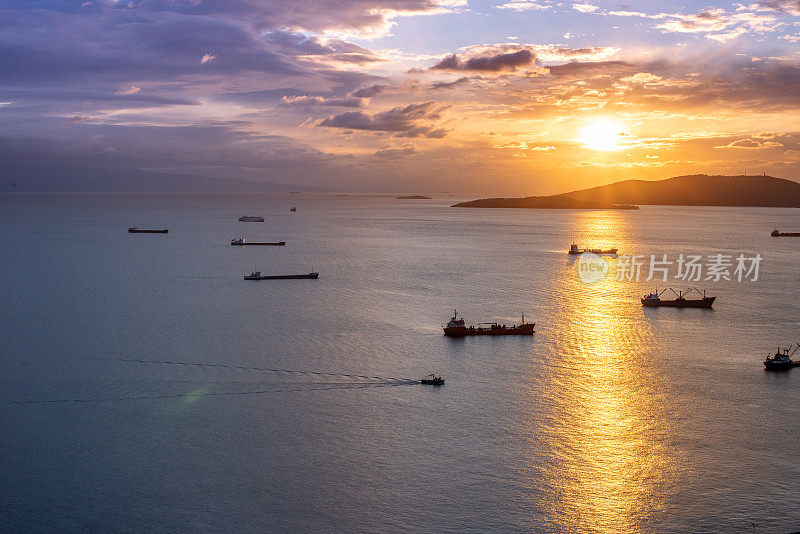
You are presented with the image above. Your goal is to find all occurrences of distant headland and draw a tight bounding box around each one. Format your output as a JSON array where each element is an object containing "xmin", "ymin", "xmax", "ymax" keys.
[
  {"xmin": 396, "ymin": 195, "xmax": 432, "ymax": 199},
  {"xmin": 453, "ymin": 175, "xmax": 800, "ymax": 209}
]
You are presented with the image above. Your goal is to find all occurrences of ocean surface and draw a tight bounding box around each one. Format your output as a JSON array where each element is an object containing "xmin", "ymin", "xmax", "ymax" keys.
[{"xmin": 1, "ymin": 192, "xmax": 799, "ymax": 533}]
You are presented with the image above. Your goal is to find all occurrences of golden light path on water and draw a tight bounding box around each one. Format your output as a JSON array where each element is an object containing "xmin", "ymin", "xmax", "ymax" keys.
[{"xmin": 520, "ymin": 210, "xmax": 679, "ymax": 532}]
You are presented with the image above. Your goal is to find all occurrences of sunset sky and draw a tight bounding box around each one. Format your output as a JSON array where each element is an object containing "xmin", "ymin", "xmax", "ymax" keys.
[{"xmin": 3, "ymin": 0, "xmax": 800, "ymax": 194}]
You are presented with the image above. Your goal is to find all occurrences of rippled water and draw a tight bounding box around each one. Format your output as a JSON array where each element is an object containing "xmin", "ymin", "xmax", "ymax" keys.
[{"xmin": 1, "ymin": 193, "xmax": 799, "ymax": 533}]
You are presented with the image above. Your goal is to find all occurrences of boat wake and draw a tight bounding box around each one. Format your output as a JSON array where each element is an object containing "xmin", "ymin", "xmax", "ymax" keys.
[{"xmin": 2, "ymin": 356, "xmax": 421, "ymax": 405}]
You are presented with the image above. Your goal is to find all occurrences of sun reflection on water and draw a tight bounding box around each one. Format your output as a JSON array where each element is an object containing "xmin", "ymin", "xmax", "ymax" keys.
[{"xmin": 522, "ymin": 211, "xmax": 678, "ymax": 532}]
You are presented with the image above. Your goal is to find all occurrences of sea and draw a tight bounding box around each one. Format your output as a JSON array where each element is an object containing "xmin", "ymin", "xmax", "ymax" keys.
[{"xmin": 1, "ymin": 192, "xmax": 799, "ymax": 533}]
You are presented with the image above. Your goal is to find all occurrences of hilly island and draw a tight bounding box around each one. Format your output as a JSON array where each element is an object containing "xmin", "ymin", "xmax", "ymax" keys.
[{"xmin": 453, "ymin": 175, "xmax": 800, "ymax": 209}]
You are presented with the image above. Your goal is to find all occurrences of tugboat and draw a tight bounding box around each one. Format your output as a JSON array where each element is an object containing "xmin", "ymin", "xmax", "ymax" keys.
[
  {"xmin": 231, "ymin": 237, "xmax": 286, "ymax": 246},
  {"xmin": 128, "ymin": 227, "xmax": 168, "ymax": 234},
  {"xmin": 771, "ymin": 229, "xmax": 800, "ymax": 237},
  {"xmin": 641, "ymin": 288, "xmax": 715, "ymax": 309},
  {"xmin": 568, "ymin": 244, "xmax": 618, "ymax": 255},
  {"xmin": 764, "ymin": 344, "xmax": 800, "ymax": 371},
  {"xmin": 244, "ymin": 271, "xmax": 319, "ymax": 280},
  {"xmin": 443, "ymin": 310, "xmax": 535, "ymax": 337},
  {"xmin": 420, "ymin": 374, "xmax": 444, "ymax": 385},
  {"xmin": 238, "ymin": 215, "xmax": 265, "ymax": 222}
]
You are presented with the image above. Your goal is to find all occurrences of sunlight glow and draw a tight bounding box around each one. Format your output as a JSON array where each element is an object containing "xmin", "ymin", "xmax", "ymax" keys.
[{"xmin": 578, "ymin": 119, "xmax": 628, "ymax": 151}]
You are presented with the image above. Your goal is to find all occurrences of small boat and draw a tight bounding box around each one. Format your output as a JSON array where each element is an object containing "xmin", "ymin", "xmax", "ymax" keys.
[
  {"xmin": 239, "ymin": 215, "xmax": 265, "ymax": 222},
  {"xmin": 641, "ymin": 288, "xmax": 715, "ymax": 308},
  {"xmin": 771, "ymin": 229, "xmax": 800, "ymax": 237},
  {"xmin": 128, "ymin": 227, "xmax": 168, "ymax": 233},
  {"xmin": 764, "ymin": 344, "xmax": 800, "ymax": 371},
  {"xmin": 568, "ymin": 244, "xmax": 617, "ymax": 255},
  {"xmin": 420, "ymin": 374, "xmax": 444, "ymax": 385},
  {"xmin": 244, "ymin": 271, "xmax": 319, "ymax": 280},
  {"xmin": 443, "ymin": 310, "xmax": 535, "ymax": 337},
  {"xmin": 231, "ymin": 237, "xmax": 285, "ymax": 246},
  {"xmin": 290, "ymin": 207, "xmax": 297, "ymax": 212}
]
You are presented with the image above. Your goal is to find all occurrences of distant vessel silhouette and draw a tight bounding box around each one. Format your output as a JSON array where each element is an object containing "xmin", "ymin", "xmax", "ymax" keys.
[
  {"xmin": 568, "ymin": 244, "xmax": 617, "ymax": 255},
  {"xmin": 128, "ymin": 227, "xmax": 168, "ymax": 233},
  {"xmin": 771, "ymin": 229, "xmax": 800, "ymax": 237},
  {"xmin": 231, "ymin": 237, "xmax": 285, "ymax": 246},
  {"xmin": 443, "ymin": 310, "xmax": 534, "ymax": 337},
  {"xmin": 641, "ymin": 288, "xmax": 715, "ymax": 308},
  {"xmin": 239, "ymin": 215, "xmax": 265, "ymax": 222},
  {"xmin": 764, "ymin": 344, "xmax": 799, "ymax": 371},
  {"xmin": 244, "ymin": 271, "xmax": 318, "ymax": 280},
  {"xmin": 420, "ymin": 374, "xmax": 444, "ymax": 385}
]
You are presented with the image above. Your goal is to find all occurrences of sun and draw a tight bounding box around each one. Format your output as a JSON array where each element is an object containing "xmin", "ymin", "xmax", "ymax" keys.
[{"xmin": 578, "ymin": 119, "xmax": 628, "ymax": 151}]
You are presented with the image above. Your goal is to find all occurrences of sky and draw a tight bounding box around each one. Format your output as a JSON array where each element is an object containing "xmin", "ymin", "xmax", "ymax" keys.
[{"xmin": 2, "ymin": 0, "xmax": 800, "ymax": 194}]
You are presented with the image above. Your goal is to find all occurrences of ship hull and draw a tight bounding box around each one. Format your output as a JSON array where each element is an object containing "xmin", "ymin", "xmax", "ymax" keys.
[
  {"xmin": 245, "ymin": 273, "xmax": 318, "ymax": 280},
  {"xmin": 771, "ymin": 232, "xmax": 800, "ymax": 237},
  {"xmin": 641, "ymin": 297, "xmax": 715, "ymax": 308},
  {"xmin": 231, "ymin": 242, "xmax": 285, "ymax": 246},
  {"xmin": 764, "ymin": 361, "xmax": 798, "ymax": 371},
  {"xmin": 444, "ymin": 324, "xmax": 535, "ymax": 337},
  {"xmin": 568, "ymin": 249, "xmax": 617, "ymax": 255}
]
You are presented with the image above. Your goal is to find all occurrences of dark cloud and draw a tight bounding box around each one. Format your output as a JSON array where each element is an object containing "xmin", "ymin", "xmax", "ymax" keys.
[
  {"xmin": 280, "ymin": 95, "xmax": 364, "ymax": 107},
  {"xmin": 375, "ymin": 146, "xmax": 417, "ymax": 157},
  {"xmin": 431, "ymin": 50, "xmax": 535, "ymax": 72},
  {"xmin": 319, "ymin": 102, "xmax": 448, "ymax": 138},
  {"xmin": 350, "ymin": 84, "xmax": 390, "ymax": 98},
  {"xmin": 757, "ymin": 0, "xmax": 800, "ymax": 14},
  {"xmin": 429, "ymin": 77, "xmax": 471, "ymax": 89}
]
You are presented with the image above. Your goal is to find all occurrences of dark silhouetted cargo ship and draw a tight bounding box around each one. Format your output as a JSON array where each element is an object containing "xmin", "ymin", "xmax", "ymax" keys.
[
  {"xmin": 443, "ymin": 310, "xmax": 535, "ymax": 337},
  {"xmin": 771, "ymin": 229, "xmax": 800, "ymax": 237},
  {"xmin": 641, "ymin": 288, "xmax": 715, "ymax": 308},
  {"xmin": 244, "ymin": 271, "xmax": 318, "ymax": 280},
  {"xmin": 568, "ymin": 244, "xmax": 617, "ymax": 255},
  {"xmin": 231, "ymin": 237, "xmax": 285, "ymax": 246},
  {"xmin": 128, "ymin": 227, "xmax": 168, "ymax": 233},
  {"xmin": 239, "ymin": 215, "xmax": 265, "ymax": 222}
]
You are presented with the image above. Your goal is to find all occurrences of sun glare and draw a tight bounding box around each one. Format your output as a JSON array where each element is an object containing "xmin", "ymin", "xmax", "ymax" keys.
[{"xmin": 578, "ymin": 119, "xmax": 627, "ymax": 151}]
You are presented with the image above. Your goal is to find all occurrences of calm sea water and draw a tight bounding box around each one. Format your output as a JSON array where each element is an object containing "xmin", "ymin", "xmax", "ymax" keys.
[{"xmin": 1, "ymin": 192, "xmax": 799, "ymax": 533}]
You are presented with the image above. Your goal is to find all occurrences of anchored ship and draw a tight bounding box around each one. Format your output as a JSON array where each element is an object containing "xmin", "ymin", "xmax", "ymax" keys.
[
  {"xmin": 128, "ymin": 227, "xmax": 168, "ymax": 234},
  {"xmin": 771, "ymin": 229, "xmax": 800, "ymax": 237},
  {"xmin": 764, "ymin": 344, "xmax": 800, "ymax": 371},
  {"xmin": 568, "ymin": 244, "xmax": 618, "ymax": 255},
  {"xmin": 443, "ymin": 310, "xmax": 535, "ymax": 337},
  {"xmin": 641, "ymin": 288, "xmax": 715, "ymax": 308},
  {"xmin": 244, "ymin": 271, "xmax": 318, "ymax": 280},
  {"xmin": 231, "ymin": 237, "xmax": 285, "ymax": 246},
  {"xmin": 238, "ymin": 215, "xmax": 265, "ymax": 222}
]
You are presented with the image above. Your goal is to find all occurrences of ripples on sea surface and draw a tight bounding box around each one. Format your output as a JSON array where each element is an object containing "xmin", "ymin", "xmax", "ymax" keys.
[{"xmin": 1, "ymin": 193, "xmax": 799, "ymax": 533}]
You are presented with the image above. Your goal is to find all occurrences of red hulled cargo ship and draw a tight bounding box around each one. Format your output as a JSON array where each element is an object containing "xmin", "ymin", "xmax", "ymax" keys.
[{"xmin": 443, "ymin": 310, "xmax": 535, "ymax": 337}]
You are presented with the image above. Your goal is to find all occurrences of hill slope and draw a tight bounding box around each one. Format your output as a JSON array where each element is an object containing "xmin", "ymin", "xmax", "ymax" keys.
[{"xmin": 454, "ymin": 175, "xmax": 800, "ymax": 208}]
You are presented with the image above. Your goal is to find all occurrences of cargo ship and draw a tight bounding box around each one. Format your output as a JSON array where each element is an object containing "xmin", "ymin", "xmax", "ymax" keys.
[
  {"xmin": 443, "ymin": 310, "xmax": 535, "ymax": 337},
  {"xmin": 244, "ymin": 271, "xmax": 318, "ymax": 280},
  {"xmin": 128, "ymin": 227, "xmax": 168, "ymax": 233},
  {"xmin": 771, "ymin": 229, "xmax": 800, "ymax": 237},
  {"xmin": 568, "ymin": 244, "xmax": 617, "ymax": 255},
  {"xmin": 239, "ymin": 215, "xmax": 265, "ymax": 222},
  {"xmin": 641, "ymin": 288, "xmax": 715, "ymax": 308},
  {"xmin": 764, "ymin": 344, "xmax": 800, "ymax": 371},
  {"xmin": 231, "ymin": 237, "xmax": 285, "ymax": 246}
]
